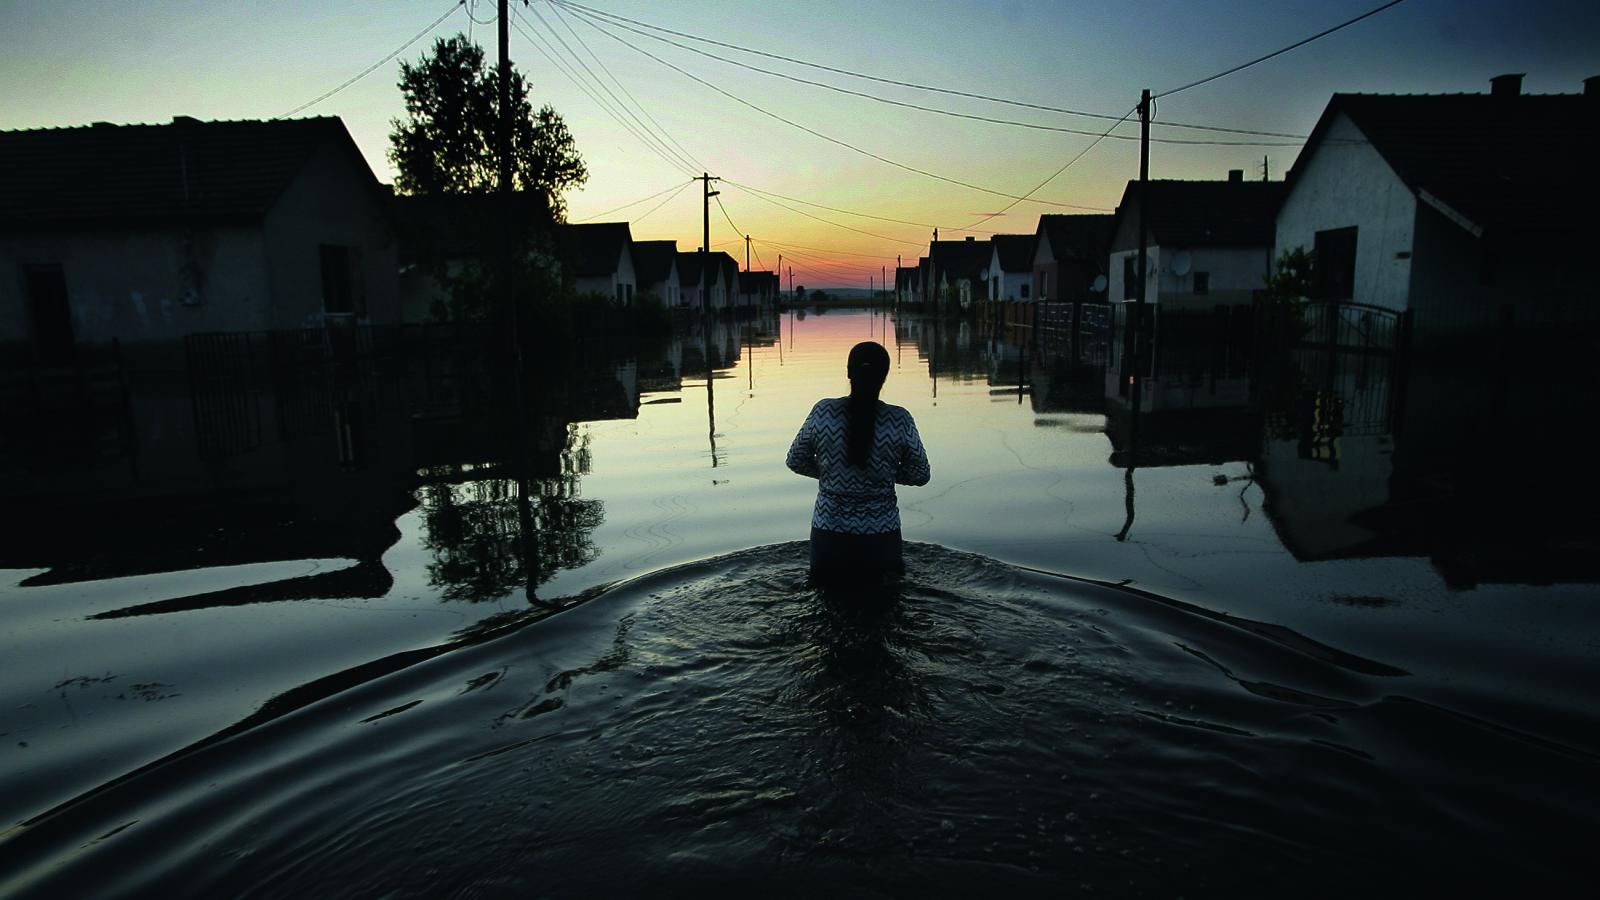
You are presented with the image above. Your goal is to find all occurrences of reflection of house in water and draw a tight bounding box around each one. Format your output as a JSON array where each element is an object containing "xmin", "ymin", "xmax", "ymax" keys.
[{"xmin": 0, "ymin": 116, "xmax": 400, "ymax": 360}]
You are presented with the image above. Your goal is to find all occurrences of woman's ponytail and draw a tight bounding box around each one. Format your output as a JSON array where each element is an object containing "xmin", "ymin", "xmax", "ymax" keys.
[{"xmin": 845, "ymin": 342, "xmax": 890, "ymax": 467}]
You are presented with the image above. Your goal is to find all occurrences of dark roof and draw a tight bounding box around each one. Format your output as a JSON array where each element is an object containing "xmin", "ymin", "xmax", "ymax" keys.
[
  {"xmin": 930, "ymin": 239, "xmax": 990, "ymax": 281},
  {"xmin": 0, "ymin": 116, "xmax": 376, "ymax": 230},
  {"xmin": 738, "ymin": 270, "xmax": 774, "ymax": 293},
  {"xmin": 1299, "ymin": 91, "xmax": 1600, "ymax": 233},
  {"xmin": 1036, "ymin": 214, "xmax": 1115, "ymax": 261},
  {"xmin": 392, "ymin": 191, "xmax": 551, "ymax": 261},
  {"xmin": 631, "ymin": 240, "xmax": 678, "ymax": 284},
  {"xmin": 989, "ymin": 234, "xmax": 1036, "ymax": 272},
  {"xmin": 676, "ymin": 251, "xmax": 703, "ymax": 287},
  {"xmin": 1111, "ymin": 181, "xmax": 1284, "ymax": 250},
  {"xmin": 554, "ymin": 222, "xmax": 632, "ymax": 277}
]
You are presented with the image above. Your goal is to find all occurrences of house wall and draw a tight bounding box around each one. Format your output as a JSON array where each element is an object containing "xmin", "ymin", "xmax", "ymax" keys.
[
  {"xmin": 264, "ymin": 141, "xmax": 400, "ymax": 327},
  {"xmin": 1275, "ymin": 111, "xmax": 1416, "ymax": 311},
  {"xmin": 1, "ymin": 223, "xmax": 269, "ymax": 344}
]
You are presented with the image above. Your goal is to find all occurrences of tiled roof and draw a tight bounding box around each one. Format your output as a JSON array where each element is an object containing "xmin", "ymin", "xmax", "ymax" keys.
[
  {"xmin": 930, "ymin": 239, "xmax": 990, "ymax": 281},
  {"xmin": 738, "ymin": 270, "xmax": 774, "ymax": 293},
  {"xmin": 1111, "ymin": 181, "xmax": 1284, "ymax": 249},
  {"xmin": 631, "ymin": 240, "xmax": 678, "ymax": 283},
  {"xmin": 0, "ymin": 116, "xmax": 373, "ymax": 230},
  {"xmin": 989, "ymin": 233, "xmax": 1036, "ymax": 272},
  {"xmin": 1037, "ymin": 214, "xmax": 1115, "ymax": 261},
  {"xmin": 676, "ymin": 251, "xmax": 704, "ymax": 287},
  {"xmin": 554, "ymin": 222, "xmax": 632, "ymax": 277},
  {"xmin": 1311, "ymin": 91, "xmax": 1599, "ymax": 232}
]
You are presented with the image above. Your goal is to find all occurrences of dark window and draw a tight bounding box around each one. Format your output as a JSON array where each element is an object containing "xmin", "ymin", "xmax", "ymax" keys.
[
  {"xmin": 1313, "ymin": 227, "xmax": 1358, "ymax": 301},
  {"xmin": 1020, "ymin": 283, "xmax": 1030, "ymax": 300},
  {"xmin": 1122, "ymin": 256, "xmax": 1137, "ymax": 300},
  {"xmin": 1193, "ymin": 271, "xmax": 1210, "ymax": 295},
  {"xmin": 320, "ymin": 244, "xmax": 365, "ymax": 315},
  {"xmin": 23, "ymin": 264, "xmax": 74, "ymax": 360}
]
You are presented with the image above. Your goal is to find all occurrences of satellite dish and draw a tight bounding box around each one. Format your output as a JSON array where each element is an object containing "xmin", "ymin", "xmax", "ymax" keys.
[
  {"xmin": 1170, "ymin": 251, "xmax": 1193, "ymax": 277},
  {"xmin": 1090, "ymin": 274, "xmax": 1108, "ymax": 293}
]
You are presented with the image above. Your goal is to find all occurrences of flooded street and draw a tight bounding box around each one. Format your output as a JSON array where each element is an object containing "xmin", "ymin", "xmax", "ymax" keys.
[{"xmin": 2, "ymin": 308, "xmax": 1597, "ymax": 895}]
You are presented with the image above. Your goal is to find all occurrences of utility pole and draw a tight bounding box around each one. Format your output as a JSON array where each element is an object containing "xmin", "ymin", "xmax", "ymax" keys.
[
  {"xmin": 1127, "ymin": 88, "xmax": 1151, "ymax": 456},
  {"xmin": 744, "ymin": 235, "xmax": 751, "ymax": 272},
  {"xmin": 697, "ymin": 172, "xmax": 718, "ymax": 315}
]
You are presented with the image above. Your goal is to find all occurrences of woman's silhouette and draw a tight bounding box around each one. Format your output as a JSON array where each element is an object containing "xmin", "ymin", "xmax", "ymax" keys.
[{"xmin": 786, "ymin": 341, "xmax": 930, "ymax": 586}]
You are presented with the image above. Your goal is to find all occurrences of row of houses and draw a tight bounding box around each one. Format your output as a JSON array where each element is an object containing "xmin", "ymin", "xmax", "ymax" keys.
[
  {"xmin": 0, "ymin": 115, "xmax": 775, "ymax": 360},
  {"xmin": 899, "ymin": 74, "xmax": 1600, "ymax": 348}
]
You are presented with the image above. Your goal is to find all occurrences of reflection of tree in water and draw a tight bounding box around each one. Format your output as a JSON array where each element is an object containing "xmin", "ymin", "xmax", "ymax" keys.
[{"xmin": 419, "ymin": 425, "xmax": 603, "ymax": 602}]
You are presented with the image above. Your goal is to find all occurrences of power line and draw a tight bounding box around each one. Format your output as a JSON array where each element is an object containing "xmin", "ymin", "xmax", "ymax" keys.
[
  {"xmin": 578, "ymin": 180, "xmax": 693, "ymax": 221},
  {"xmin": 631, "ymin": 180, "xmax": 691, "ymax": 224},
  {"xmin": 561, "ymin": 3, "xmax": 1301, "ymax": 147},
  {"xmin": 1156, "ymin": 0, "xmax": 1408, "ymax": 98},
  {"xmin": 962, "ymin": 105, "xmax": 1136, "ymax": 230},
  {"xmin": 723, "ymin": 180, "xmax": 1003, "ymax": 234},
  {"xmin": 759, "ymin": 238, "xmax": 896, "ymax": 262},
  {"xmin": 566, "ymin": 16, "xmax": 1109, "ymax": 212},
  {"xmin": 509, "ymin": 15, "xmax": 696, "ymax": 176},
  {"xmin": 276, "ymin": 1, "xmax": 463, "ymax": 119},
  {"xmin": 714, "ymin": 194, "xmax": 743, "ymax": 239},
  {"xmin": 519, "ymin": 4, "xmax": 700, "ymax": 174},
  {"xmin": 542, "ymin": 0, "xmax": 707, "ymax": 172},
  {"xmin": 548, "ymin": 0, "xmax": 1307, "ymax": 140},
  {"xmin": 721, "ymin": 183, "xmax": 927, "ymax": 247}
]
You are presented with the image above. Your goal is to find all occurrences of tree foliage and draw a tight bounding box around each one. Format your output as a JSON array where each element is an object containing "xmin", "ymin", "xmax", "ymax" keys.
[{"xmin": 389, "ymin": 35, "xmax": 587, "ymax": 219}]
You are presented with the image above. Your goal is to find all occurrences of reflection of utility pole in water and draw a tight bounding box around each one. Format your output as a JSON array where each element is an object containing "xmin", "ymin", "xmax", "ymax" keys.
[
  {"xmin": 704, "ymin": 327, "xmax": 719, "ymax": 468},
  {"xmin": 1115, "ymin": 466, "xmax": 1136, "ymax": 542},
  {"xmin": 1126, "ymin": 88, "xmax": 1152, "ymax": 458}
]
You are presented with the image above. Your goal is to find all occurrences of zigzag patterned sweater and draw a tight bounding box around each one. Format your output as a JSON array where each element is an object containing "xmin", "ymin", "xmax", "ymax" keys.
[{"xmin": 786, "ymin": 397, "xmax": 931, "ymax": 534}]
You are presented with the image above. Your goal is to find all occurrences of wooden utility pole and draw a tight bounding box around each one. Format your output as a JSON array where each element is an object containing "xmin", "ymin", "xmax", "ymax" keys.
[
  {"xmin": 697, "ymin": 173, "xmax": 718, "ymax": 315},
  {"xmin": 1127, "ymin": 88, "xmax": 1151, "ymax": 455},
  {"xmin": 744, "ymin": 234, "xmax": 751, "ymax": 271}
]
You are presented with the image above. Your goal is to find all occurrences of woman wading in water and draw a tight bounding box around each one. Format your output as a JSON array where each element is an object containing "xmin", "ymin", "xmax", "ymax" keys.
[{"xmin": 786, "ymin": 341, "xmax": 931, "ymax": 586}]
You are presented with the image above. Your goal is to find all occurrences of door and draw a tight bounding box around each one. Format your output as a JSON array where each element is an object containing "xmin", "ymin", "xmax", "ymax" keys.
[{"xmin": 24, "ymin": 264, "xmax": 74, "ymax": 361}]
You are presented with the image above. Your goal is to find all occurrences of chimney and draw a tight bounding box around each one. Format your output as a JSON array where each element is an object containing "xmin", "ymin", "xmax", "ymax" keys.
[
  {"xmin": 1228, "ymin": 169, "xmax": 1244, "ymax": 183},
  {"xmin": 1586, "ymin": 75, "xmax": 1600, "ymax": 97},
  {"xmin": 1490, "ymin": 73, "xmax": 1523, "ymax": 97}
]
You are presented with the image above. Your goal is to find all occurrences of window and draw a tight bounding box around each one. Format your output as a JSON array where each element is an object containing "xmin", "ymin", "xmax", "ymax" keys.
[
  {"xmin": 992, "ymin": 276, "xmax": 999, "ymax": 300},
  {"xmin": 1313, "ymin": 227, "xmax": 1357, "ymax": 301},
  {"xmin": 1020, "ymin": 283, "xmax": 1030, "ymax": 300},
  {"xmin": 1193, "ymin": 271, "xmax": 1210, "ymax": 295},
  {"xmin": 1122, "ymin": 256, "xmax": 1137, "ymax": 300}
]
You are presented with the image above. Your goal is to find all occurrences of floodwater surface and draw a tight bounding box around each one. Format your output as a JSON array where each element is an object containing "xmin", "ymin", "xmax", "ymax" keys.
[{"xmin": 2, "ymin": 309, "xmax": 1596, "ymax": 895}]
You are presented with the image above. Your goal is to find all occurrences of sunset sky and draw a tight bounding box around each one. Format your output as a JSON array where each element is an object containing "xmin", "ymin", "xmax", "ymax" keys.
[{"xmin": 3, "ymin": 0, "xmax": 1596, "ymax": 287}]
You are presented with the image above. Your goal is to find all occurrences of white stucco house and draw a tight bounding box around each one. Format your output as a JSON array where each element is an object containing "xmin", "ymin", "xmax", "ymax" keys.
[
  {"xmin": 1275, "ymin": 74, "xmax": 1600, "ymax": 347},
  {"xmin": 631, "ymin": 240, "xmax": 680, "ymax": 307},
  {"xmin": 986, "ymin": 234, "xmax": 1035, "ymax": 301},
  {"xmin": 1031, "ymin": 214, "xmax": 1114, "ymax": 304},
  {"xmin": 0, "ymin": 115, "xmax": 400, "ymax": 358},
  {"xmin": 1108, "ymin": 174, "xmax": 1284, "ymax": 311},
  {"xmin": 555, "ymin": 222, "xmax": 636, "ymax": 305}
]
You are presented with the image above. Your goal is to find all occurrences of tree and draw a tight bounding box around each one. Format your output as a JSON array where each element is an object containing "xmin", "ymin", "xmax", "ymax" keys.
[{"xmin": 389, "ymin": 35, "xmax": 587, "ymax": 220}]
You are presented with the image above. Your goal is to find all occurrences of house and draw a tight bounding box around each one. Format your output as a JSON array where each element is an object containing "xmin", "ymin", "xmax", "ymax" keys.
[
  {"xmin": 928, "ymin": 237, "xmax": 991, "ymax": 309},
  {"xmin": 554, "ymin": 222, "xmax": 635, "ymax": 305},
  {"xmin": 985, "ymin": 234, "xmax": 1036, "ymax": 301},
  {"xmin": 631, "ymin": 240, "xmax": 680, "ymax": 307},
  {"xmin": 1032, "ymin": 214, "xmax": 1115, "ymax": 304},
  {"xmin": 0, "ymin": 115, "xmax": 399, "ymax": 357},
  {"xmin": 1275, "ymin": 74, "xmax": 1600, "ymax": 346},
  {"xmin": 711, "ymin": 252, "xmax": 739, "ymax": 314},
  {"xmin": 737, "ymin": 270, "xmax": 775, "ymax": 309},
  {"xmin": 895, "ymin": 266, "xmax": 918, "ymax": 305},
  {"xmin": 677, "ymin": 250, "xmax": 710, "ymax": 312},
  {"xmin": 1107, "ymin": 175, "xmax": 1284, "ymax": 310},
  {"xmin": 393, "ymin": 190, "xmax": 552, "ymax": 322}
]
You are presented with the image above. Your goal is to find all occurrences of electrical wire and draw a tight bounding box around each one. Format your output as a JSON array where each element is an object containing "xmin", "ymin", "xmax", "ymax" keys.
[
  {"xmin": 721, "ymin": 183, "xmax": 928, "ymax": 247},
  {"xmin": 276, "ymin": 1, "xmax": 463, "ymax": 119},
  {"xmin": 723, "ymin": 180, "xmax": 1003, "ymax": 234},
  {"xmin": 1155, "ymin": 0, "xmax": 1407, "ymax": 98},
  {"xmin": 548, "ymin": 0, "xmax": 1307, "ymax": 140},
  {"xmin": 962, "ymin": 105, "xmax": 1135, "ymax": 230},
  {"xmin": 578, "ymin": 180, "xmax": 693, "ymax": 221},
  {"xmin": 759, "ymin": 238, "xmax": 896, "ymax": 262},
  {"xmin": 509, "ymin": 15, "xmax": 696, "ymax": 176},
  {"xmin": 542, "ymin": 0, "xmax": 707, "ymax": 172},
  {"xmin": 568, "ymin": 18, "xmax": 1108, "ymax": 212},
  {"xmin": 561, "ymin": 3, "xmax": 1300, "ymax": 147},
  {"xmin": 630, "ymin": 180, "xmax": 691, "ymax": 225},
  {"xmin": 519, "ymin": 4, "xmax": 701, "ymax": 174},
  {"xmin": 714, "ymin": 194, "xmax": 743, "ymax": 239}
]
